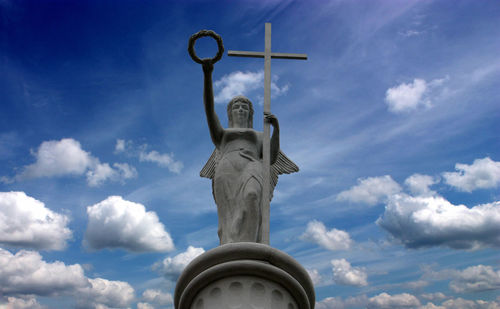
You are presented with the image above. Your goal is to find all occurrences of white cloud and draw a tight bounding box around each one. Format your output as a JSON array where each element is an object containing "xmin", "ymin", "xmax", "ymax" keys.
[
  {"xmin": 337, "ymin": 175, "xmax": 402, "ymax": 206},
  {"xmin": 385, "ymin": 77, "xmax": 448, "ymax": 113},
  {"xmin": 0, "ymin": 248, "xmax": 88, "ymax": 296},
  {"xmin": 316, "ymin": 295, "xmax": 369, "ymax": 309},
  {"xmin": 85, "ymin": 196, "xmax": 174, "ymax": 252},
  {"xmin": 367, "ymin": 292, "xmax": 421, "ymax": 308},
  {"xmin": 214, "ymin": 70, "xmax": 290, "ymax": 104},
  {"xmin": 331, "ymin": 259, "xmax": 367, "ymax": 287},
  {"xmin": 419, "ymin": 303, "xmax": 445, "ymax": 309},
  {"xmin": 85, "ymin": 162, "xmax": 115, "ymax": 187},
  {"xmin": 11, "ymin": 138, "xmax": 136, "ymax": 186},
  {"xmin": 449, "ymin": 265, "xmax": 500, "ymax": 293},
  {"xmin": 214, "ymin": 71, "xmax": 263, "ymax": 104},
  {"xmin": 443, "ymin": 157, "xmax": 500, "ymax": 192},
  {"xmin": 0, "ymin": 296, "xmax": 46, "ymax": 309},
  {"xmin": 420, "ymin": 292, "xmax": 447, "ymax": 301},
  {"xmin": 0, "ymin": 247, "xmax": 136, "ymax": 308},
  {"xmin": 86, "ymin": 162, "xmax": 137, "ymax": 187},
  {"xmin": 115, "ymin": 139, "xmax": 126, "ymax": 153},
  {"xmin": 441, "ymin": 298, "xmax": 500, "ymax": 309},
  {"xmin": 115, "ymin": 139, "xmax": 183, "ymax": 174},
  {"xmin": 76, "ymin": 278, "xmax": 135, "ymax": 309},
  {"xmin": 139, "ymin": 150, "xmax": 183, "ymax": 174},
  {"xmin": 385, "ymin": 79, "xmax": 428, "ymax": 113},
  {"xmin": 142, "ymin": 289, "xmax": 173, "ymax": 306},
  {"xmin": 0, "ymin": 191, "xmax": 72, "ymax": 250},
  {"xmin": 404, "ymin": 173, "xmax": 439, "ymax": 196},
  {"xmin": 301, "ymin": 220, "xmax": 352, "ymax": 250},
  {"xmin": 137, "ymin": 303, "xmax": 154, "ymax": 309},
  {"xmin": 306, "ymin": 269, "xmax": 322, "ymax": 286},
  {"xmin": 113, "ymin": 162, "xmax": 138, "ymax": 179},
  {"xmin": 18, "ymin": 138, "xmax": 93, "ymax": 179},
  {"xmin": 316, "ymin": 297, "xmax": 345, "ymax": 309},
  {"xmin": 153, "ymin": 246, "xmax": 205, "ymax": 280},
  {"xmin": 377, "ymin": 194, "xmax": 500, "ymax": 249}
]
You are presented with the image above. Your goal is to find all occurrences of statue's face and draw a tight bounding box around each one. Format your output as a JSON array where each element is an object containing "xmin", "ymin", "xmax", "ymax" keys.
[{"xmin": 231, "ymin": 101, "xmax": 250, "ymax": 127}]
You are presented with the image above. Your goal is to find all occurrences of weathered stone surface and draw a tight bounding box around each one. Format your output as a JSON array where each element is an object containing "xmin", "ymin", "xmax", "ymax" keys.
[
  {"xmin": 174, "ymin": 243, "xmax": 315, "ymax": 309},
  {"xmin": 189, "ymin": 30, "xmax": 298, "ymax": 245}
]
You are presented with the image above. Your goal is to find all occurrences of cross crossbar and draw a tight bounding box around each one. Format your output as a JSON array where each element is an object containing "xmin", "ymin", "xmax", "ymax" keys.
[{"xmin": 228, "ymin": 50, "xmax": 308, "ymax": 60}]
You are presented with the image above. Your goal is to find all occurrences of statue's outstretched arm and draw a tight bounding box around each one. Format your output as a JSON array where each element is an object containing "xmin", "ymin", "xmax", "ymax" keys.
[
  {"xmin": 265, "ymin": 113, "xmax": 280, "ymax": 165},
  {"xmin": 203, "ymin": 61, "xmax": 224, "ymax": 147}
]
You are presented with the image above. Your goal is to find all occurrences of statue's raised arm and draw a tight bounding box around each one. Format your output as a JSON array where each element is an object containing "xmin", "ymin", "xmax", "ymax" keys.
[
  {"xmin": 188, "ymin": 30, "xmax": 224, "ymax": 148},
  {"xmin": 189, "ymin": 30, "xmax": 298, "ymax": 245}
]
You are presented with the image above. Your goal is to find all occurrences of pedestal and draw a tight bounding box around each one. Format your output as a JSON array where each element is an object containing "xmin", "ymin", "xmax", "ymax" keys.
[{"xmin": 174, "ymin": 242, "xmax": 315, "ymax": 309}]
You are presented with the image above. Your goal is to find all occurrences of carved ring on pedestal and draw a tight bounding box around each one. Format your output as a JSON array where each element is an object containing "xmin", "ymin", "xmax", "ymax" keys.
[
  {"xmin": 188, "ymin": 30, "xmax": 224, "ymax": 64},
  {"xmin": 174, "ymin": 243, "xmax": 315, "ymax": 309}
]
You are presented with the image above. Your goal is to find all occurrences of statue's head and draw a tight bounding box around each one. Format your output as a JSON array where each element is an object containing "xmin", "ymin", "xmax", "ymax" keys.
[{"xmin": 227, "ymin": 95, "xmax": 254, "ymax": 128}]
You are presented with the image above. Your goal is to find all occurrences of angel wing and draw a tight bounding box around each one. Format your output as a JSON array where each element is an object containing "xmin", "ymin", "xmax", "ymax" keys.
[
  {"xmin": 199, "ymin": 148, "xmax": 220, "ymax": 179},
  {"xmin": 270, "ymin": 150, "xmax": 299, "ymax": 199},
  {"xmin": 200, "ymin": 148, "xmax": 298, "ymax": 201}
]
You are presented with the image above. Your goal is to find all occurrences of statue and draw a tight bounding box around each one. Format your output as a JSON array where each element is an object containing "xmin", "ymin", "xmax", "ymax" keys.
[{"xmin": 189, "ymin": 30, "xmax": 298, "ymax": 245}]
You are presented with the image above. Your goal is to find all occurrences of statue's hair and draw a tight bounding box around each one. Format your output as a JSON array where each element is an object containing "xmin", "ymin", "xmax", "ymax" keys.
[{"xmin": 227, "ymin": 95, "xmax": 254, "ymax": 128}]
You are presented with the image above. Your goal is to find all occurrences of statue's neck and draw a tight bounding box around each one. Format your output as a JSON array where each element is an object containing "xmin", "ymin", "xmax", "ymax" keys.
[{"xmin": 231, "ymin": 121, "xmax": 248, "ymax": 128}]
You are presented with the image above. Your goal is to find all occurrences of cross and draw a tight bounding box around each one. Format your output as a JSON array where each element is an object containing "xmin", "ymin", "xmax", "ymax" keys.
[{"xmin": 228, "ymin": 23, "xmax": 307, "ymax": 245}]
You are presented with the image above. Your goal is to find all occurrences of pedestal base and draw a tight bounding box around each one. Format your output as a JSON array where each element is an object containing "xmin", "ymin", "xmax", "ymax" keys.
[{"xmin": 174, "ymin": 243, "xmax": 315, "ymax": 309}]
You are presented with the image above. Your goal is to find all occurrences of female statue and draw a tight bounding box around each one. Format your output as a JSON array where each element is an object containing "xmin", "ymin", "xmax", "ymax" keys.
[{"xmin": 190, "ymin": 30, "xmax": 298, "ymax": 245}]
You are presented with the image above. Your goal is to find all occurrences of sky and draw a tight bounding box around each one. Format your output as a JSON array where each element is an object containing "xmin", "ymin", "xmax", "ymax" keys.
[{"xmin": 1, "ymin": 0, "xmax": 499, "ymax": 308}]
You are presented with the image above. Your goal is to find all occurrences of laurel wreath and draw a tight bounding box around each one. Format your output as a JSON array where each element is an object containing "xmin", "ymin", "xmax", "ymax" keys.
[{"xmin": 188, "ymin": 30, "xmax": 224, "ymax": 64}]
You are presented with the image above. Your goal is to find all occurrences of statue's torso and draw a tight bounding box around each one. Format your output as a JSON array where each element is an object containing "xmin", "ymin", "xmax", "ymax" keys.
[{"xmin": 219, "ymin": 128, "xmax": 262, "ymax": 161}]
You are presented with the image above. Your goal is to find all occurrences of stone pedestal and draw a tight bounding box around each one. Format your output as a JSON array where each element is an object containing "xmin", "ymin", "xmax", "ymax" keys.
[{"xmin": 174, "ymin": 243, "xmax": 315, "ymax": 309}]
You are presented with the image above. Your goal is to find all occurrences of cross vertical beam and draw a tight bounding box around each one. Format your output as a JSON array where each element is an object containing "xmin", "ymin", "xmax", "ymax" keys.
[
  {"xmin": 228, "ymin": 23, "xmax": 307, "ymax": 245},
  {"xmin": 262, "ymin": 23, "xmax": 272, "ymax": 244}
]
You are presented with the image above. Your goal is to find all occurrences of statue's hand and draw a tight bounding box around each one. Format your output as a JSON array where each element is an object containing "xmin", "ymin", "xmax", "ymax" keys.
[
  {"xmin": 202, "ymin": 59, "xmax": 214, "ymax": 74},
  {"xmin": 264, "ymin": 112, "xmax": 279, "ymax": 128}
]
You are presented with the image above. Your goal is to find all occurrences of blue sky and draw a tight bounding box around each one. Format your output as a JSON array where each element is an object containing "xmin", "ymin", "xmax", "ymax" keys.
[{"xmin": 1, "ymin": 1, "xmax": 499, "ymax": 308}]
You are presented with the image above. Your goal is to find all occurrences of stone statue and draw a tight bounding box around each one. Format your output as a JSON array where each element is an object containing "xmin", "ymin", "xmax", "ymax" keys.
[{"xmin": 189, "ymin": 30, "xmax": 298, "ymax": 245}]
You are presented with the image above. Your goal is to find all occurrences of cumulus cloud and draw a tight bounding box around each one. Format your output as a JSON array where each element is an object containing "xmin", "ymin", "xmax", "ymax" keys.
[
  {"xmin": 449, "ymin": 265, "xmax": 500, "ymax": 293},
  {"xmin": 76, "ymin": 278, "xmax": 135, "ymax": 309},
  {"xmin": 86, "ymin": 162, "xmax": 137, "ymax": 187},
  {"xmin": 0, "ymin": 248, "xmax": 88, "ymax": 296},
  {"xmin": 113, "ymin": 162, "xmax": 138, "ymax": 179},
  {"xmin": 139, "ymin": 150, "xmax": 183, "ymax": 174},
  {"xmin": 385, "ymin": 77, "xmax": 448, "ymax": 113},
  {"xmin": 331, "ymin": 259, "xmax": 367, "ymax": 287},
  {"xmin": 7, "ymin": 138, "xmax": 136, "ymax": 186},
  {"xmin": 85, "ymin": 196, "xmax": 174, "ymax": 252},
  {"xmin": 377, "ymin": 194, "xmax": 500, "ymax": 249},
  {"xmin": 301, "ymin": 220, "xmax": 352, "ymax": 250},
  {"xmin": 18, "ymin": 138, "xmax": 92, "ymax": 179},
  {"xmin": 137, "ymin": 303, "xmax": 155, "ymax": 309},
  {"xmin": 0, "ymin": 296, "xmax": 46, "ymax": 309},
  {"xmin": 306, "ymin": 269, "xmax": 322, "ymax": 286},
  {"xmin": 153, "ymin": 246, "xmax": 205, "ymax": 280},
  {"xmin": 0, "ymin": 248, "xmax": 135, "ymax": 308},
  {"xmin": 443, "ymin": 157, "xmax": 500, "ymax": 192},
  {"xmin": 420, "ymin": 292, "xmax": 447, "ymax": 301},
  {"xmin": 405, "ymin": 174, "xmax": 439, "ymax": 196},
  {"xmin": 337, "ymin": 175, "xmax": 402, "ymax": 206},
  {"xmin": 114, "ymin": 139, "xmax": 126, "ymax": 153},
  {"xmin": 367, "ymin": 292, "xmax": 421, "ymax": 308},
  {"xmin": 440, "ymin": 298, "xmax": 500, "ymax": 309},
  {"xmin": 0, "ymin": 191, "xmax": 72, "ymax": 250},
  {"xmin": 214, "ymin": 70, "xmax": 289, "ymax": 104},
  {"xmin": 142, "ymin": 289, "xmax": 173, "ymax": 306},
  {"xmin": 316, "ymin": 295, "xmax": 369, "ymax": 309},
  {"xmin": 114, "ymin": 139, "xmax": 183, "ymax": 173},
  {"xmin": 385, "ymin": 79, "xmax": 428, "ymax": 113}
]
